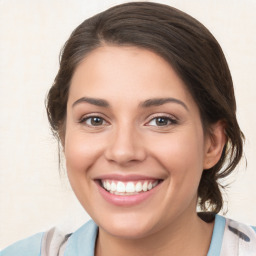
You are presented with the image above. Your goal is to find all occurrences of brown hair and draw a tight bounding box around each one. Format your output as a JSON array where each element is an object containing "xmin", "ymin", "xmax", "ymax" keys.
[{"xmin": 46, "ymin": 2, "xmax": 244, "ymax": 213}]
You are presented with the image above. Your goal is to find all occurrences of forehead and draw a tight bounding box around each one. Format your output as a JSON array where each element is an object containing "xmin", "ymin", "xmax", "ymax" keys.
[{"xmin": 68, "ymin": 45, "xmax": 196, "ymax": 109}]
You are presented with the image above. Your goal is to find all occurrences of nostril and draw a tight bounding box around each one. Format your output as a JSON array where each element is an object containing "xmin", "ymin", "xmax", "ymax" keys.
[
  {"xmin": 104, "ymin": 128, "xmax": 147, "ymax": 164},
  {"xmin": 104, "ymin": 147, "xmax": 146, "ymax": 164}
]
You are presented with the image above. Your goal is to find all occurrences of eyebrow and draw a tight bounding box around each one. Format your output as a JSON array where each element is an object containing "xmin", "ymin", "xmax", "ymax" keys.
[
  {"xmin": 72, "ymin": 97, "xmax": 109, "ymax": 108},
  {"xmin": 72, "ymin": 96, "xmax": 188, "ymax": 111},
  {"xmin": 140, "ymin": 98, "xmax": 188, "ymax": 111}
]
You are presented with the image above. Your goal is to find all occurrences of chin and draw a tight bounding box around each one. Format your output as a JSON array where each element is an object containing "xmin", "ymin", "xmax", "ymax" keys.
[
  {"xmin": 96, "ymin": 212, "xmax": 160, "ymax": 239},
  {"xmin": 103, "ymin": 224, "xmax": 153, "ymax": 239}
]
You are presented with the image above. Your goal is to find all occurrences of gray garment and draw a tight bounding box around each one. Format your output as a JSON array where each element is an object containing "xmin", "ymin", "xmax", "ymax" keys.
[{"xmin": 41, "ymin": 227, "xmax": 70, "ymax": 256}]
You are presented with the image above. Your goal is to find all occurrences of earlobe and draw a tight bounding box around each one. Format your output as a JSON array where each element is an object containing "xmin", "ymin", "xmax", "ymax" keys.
[{"xmin": 203, "ymin": 121, "xmax": 227, "ymax": 170}]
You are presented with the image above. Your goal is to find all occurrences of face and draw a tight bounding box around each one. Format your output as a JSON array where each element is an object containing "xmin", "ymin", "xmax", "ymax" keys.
[{"xmin": 65, "ymin": 46, "xmax": 211, "ymax": 239}]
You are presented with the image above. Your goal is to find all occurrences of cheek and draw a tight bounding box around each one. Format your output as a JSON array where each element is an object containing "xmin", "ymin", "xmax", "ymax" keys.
[
  {"xmin": 64, "ymin": 131, "xmax": 103, "ymax": 176},
  {"xmin": 63, "ymin": 131, "xmax": 105, "ymax": 210},
  {"xmin": 148, "ymin": 129, "xmax": 205, "ymax": 184}
]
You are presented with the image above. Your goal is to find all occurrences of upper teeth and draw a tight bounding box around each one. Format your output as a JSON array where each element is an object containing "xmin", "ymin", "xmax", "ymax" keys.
[{"xmin": 102, "ymin": 180, "xmax": 159, "ymax": 194}]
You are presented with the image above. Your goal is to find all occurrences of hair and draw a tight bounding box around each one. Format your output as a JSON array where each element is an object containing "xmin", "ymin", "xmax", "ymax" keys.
[{"xmin": 46, "ymin": 2, "xmax": 244, "ymax": 213}]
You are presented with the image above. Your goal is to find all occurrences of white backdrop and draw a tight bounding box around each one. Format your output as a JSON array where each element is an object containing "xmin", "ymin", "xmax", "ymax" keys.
[{"xmin": 1, "ymin": 0, "xmax": 256, "ymax": 248}]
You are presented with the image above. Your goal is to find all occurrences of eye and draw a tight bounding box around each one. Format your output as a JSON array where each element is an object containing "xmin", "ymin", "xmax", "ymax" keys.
[
  {"xmin": 81, "ymin": 116, "xmax": 108, "ymax": 127},
  {"xmin": 146, "ymin": 116, "xmax": 177, "ymax": 127}
]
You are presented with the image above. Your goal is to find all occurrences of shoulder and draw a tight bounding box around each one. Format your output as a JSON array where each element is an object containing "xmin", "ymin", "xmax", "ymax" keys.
[
  {"xmin": 0, "ymin": 220, "xmax": 98, "ymax": 256},
  {"xmin": 207, "ymin": 214, "xmax": 256, "ymax": 256},
  {"xmin": 41, "ymin": 220, "xmax": 98, "ymax": 255},
  {"xmin": 208, "ymin": 214, "xmax": 256, "ymax": 256},
  {"xmin": 63, "ymin": 219, "xmax": 98, "ymax": 255},
  {"xmin": 0, "ymin": 232, "xmax": 44, "ymax": 256},
  {"xmin": 221, "ymin": 216, "xmax": 256, "ymax": 255}
]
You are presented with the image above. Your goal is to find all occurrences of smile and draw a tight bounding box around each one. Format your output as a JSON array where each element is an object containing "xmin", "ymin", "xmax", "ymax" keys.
[
  {"xmin": 101, "ymin": 180, "xmax": 160, "ymax": 195},
  {"xmin": 96, "ymin": 176, "xmax": 163, "ymax": 206}
]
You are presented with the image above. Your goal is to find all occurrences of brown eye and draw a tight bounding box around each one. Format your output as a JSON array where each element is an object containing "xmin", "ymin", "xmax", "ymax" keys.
[
  {"xmin": 155, "ymin": 117, "xmax": 169, "ymax": 126},
  {"xmin": 83, "ymin": 116, "xmax": 107, "ymax": 126},
  {"xmin": 146, "ymin": 115, "xmax": 177, "ymax": 127}
]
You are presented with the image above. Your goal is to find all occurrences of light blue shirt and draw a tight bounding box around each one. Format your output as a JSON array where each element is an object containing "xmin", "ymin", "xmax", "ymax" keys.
[{"xmin": 1, "ymin": 215, "xmax": 255, "ymax": 255}]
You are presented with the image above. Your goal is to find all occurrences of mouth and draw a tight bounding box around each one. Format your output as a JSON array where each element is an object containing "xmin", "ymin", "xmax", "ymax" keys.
[
  {"xmin": 99, "ymin": 179, "xmax": 162, "ymax": 196},
  {"xmin": 94, "ymin": 175, "xmax": 164, "ymax": 206}
]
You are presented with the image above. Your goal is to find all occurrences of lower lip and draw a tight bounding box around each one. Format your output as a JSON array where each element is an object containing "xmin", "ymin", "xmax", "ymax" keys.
[{"xmin": 96, "ymin": 182, "xmax": 161, "ymax": 206}]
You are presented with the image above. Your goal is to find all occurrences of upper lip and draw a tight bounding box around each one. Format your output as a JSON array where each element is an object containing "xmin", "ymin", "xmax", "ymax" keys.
[{"xmin": 93, "ymin": 174, "xmax": 163, "ymax": 182}]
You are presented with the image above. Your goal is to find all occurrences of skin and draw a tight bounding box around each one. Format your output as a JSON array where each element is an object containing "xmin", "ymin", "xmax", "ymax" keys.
[{"xmin": 64, "ymin": 46, "xmax": 226, "ymax": 255}]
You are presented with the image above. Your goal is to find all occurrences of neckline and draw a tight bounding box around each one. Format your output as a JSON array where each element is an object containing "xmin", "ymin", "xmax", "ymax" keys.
[
  {"xmin": 207, "ymin": 214, "xmax": 226, "ymax": 256},
  {"xmin": 65, "ymin": 214, "xmax": 226, "ymax": 256}
]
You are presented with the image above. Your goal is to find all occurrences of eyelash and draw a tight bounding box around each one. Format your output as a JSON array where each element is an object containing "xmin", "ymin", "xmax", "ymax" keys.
[
  {"xmin": 78, "ymin": 114, "xmax": 178, "ymax": 128},
  {"xmin": 146, "ymin": 114, "xmax": 178, "ymax": 127},
  {"xmin": 79, "ymin": 115, "xmax": 109, "ymax": 127}
]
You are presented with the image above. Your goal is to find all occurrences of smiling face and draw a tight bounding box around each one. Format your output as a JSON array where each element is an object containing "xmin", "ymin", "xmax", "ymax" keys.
[{"xmin": 64, "ymin": 46, "xmax": 214, "ymax": 239}]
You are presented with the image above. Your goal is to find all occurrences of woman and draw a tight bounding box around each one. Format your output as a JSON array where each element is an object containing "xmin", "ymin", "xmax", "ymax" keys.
[{"xmin": 1, "ymin": 2, "xmax": 255, "ymax": 255}]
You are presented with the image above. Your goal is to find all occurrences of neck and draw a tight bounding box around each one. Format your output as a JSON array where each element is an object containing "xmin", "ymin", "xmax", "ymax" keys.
[{"xmin": 95, "ymin": 210, "xmax": 214, "ymax": 256}]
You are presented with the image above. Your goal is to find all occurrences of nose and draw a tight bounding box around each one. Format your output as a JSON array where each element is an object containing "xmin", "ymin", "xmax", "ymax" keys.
[{"xmin": 104, "ymin": 125, "xmax": 146, "ymax": 165}]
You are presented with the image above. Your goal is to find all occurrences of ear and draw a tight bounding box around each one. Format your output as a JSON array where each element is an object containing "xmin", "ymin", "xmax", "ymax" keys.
[{"xmin": 203, "ymin": 121, "xmax": 227, "ymax": 170}]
